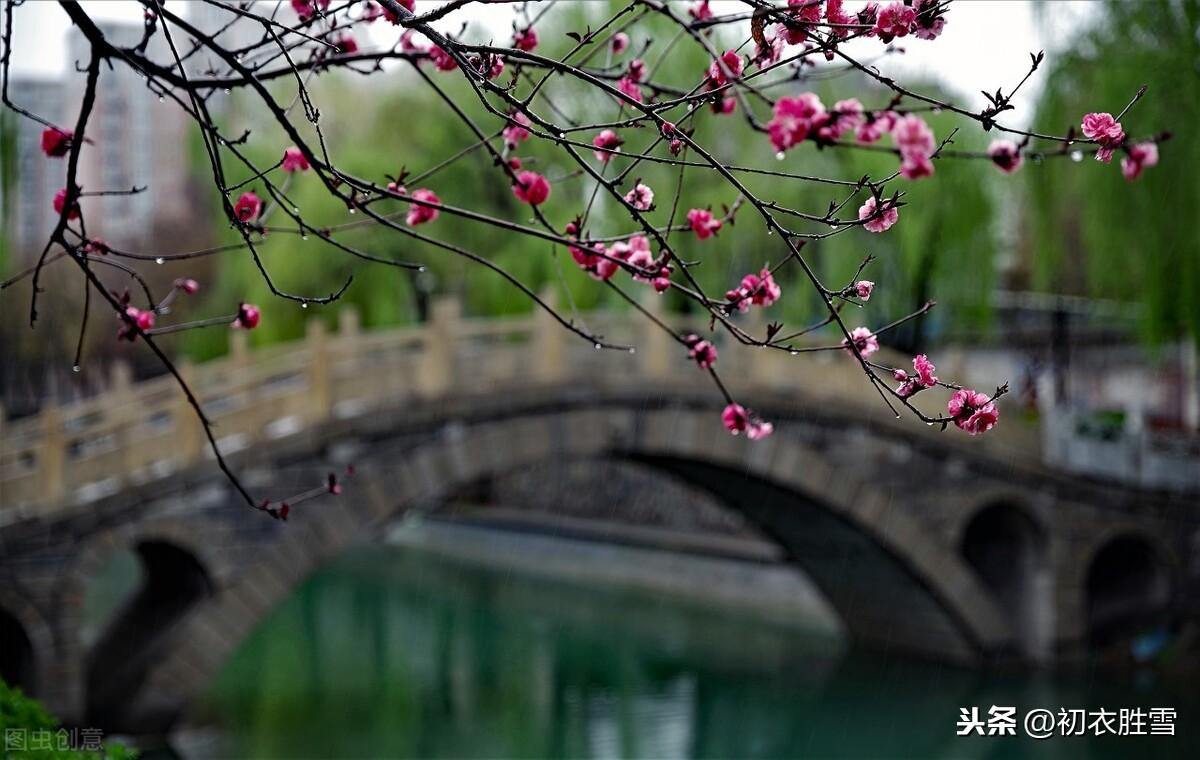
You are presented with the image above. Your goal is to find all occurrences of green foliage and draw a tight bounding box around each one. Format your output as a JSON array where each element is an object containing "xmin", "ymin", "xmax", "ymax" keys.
[
  {"xmin": 189, "ymin": 4, "xmax": 1002, "ymax": 357},
  {"xmin": 0, "ymin": 679, "xmax": 136, "ymax": 760},
  {"xmin": 1029, "ymin": 0, "xmax": 1199, "ymax": 345}
]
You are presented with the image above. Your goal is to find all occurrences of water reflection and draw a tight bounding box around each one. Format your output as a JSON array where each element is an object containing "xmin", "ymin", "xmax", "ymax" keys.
[{"xmin": 204, "ymin": 544, "xmax": 1191, "ymax": 759}]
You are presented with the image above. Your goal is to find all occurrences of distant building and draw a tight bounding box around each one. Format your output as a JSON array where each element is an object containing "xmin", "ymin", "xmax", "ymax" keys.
[{"xmin": 3, "ymin": 76, "xmax": 64, "ymax": 256}]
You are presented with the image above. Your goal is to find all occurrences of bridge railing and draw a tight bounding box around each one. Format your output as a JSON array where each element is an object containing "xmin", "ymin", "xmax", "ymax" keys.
[
  {"xmin": 0, "ymin": 293, "xmax": 693, "ymax": 518},
  {"xmin": 0, "ymin": 292, "xmax": 1051, "ymax": 520}
]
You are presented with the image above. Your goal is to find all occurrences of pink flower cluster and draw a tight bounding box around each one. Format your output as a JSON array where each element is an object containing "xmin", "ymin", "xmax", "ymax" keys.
[
  {"xmin": 894, "ymin": 354, "xmax": 938, "ymax": 397},
  {"xmin": 617, "ymin": 59, "xmax": 646, "ymax": 104},
  {"xmin": 722, "ymin": 403, "xmax": 773, "ymax": 440},
  {"xmin": 892, "ymin": 114, "xmax": 936, "ymax": 179},
  {"xmin": 1121, "ymin": 142, "xmax": 1158, "ymax": 181},
  {"xmin": 687, "ymin": 208, "xmax": 722, "ymax": 240},
  {"xmin": 592, "ymin": 129, "xmax": 622, "ymax": 162},
  {"xmin": 842, "ymin": 327, "xmax": 879, "ymax": 358},
  {"xmin": 503, "ymin": 111, "xmax": 531, "ymax": 149},
  {"xmin": 1080, "ymin": 112, "xmax": 1125, "ymax": 163},
  {"xmin": 234, "ymin": 191, "xmax": 262, "ymax": 223},
  {"xmin": 512, "ymin": 171, "xmax": 551, "ymax": 205},
  {"xmin": 986, "ymin": 140, "xmax": 1023, "ymax": 174},
  {"xmin": 41, "ymin": 127, "xmax": 72, "ymax": 157},
  {"xmin": 405, "ymin": 188, "xmax": 441, "ymax": 226},
  {"xmin": 857, "ymin": 196, "xmax": 899, "ymax": 233},
  {"xmin": 857, "ymin": 0, "xmax": 947, "ymax": 43},
  {"xmin": 625, "ymin": 182, "xmax": 655, "ymax": 211},
  {"xmin": 726, "ymin": 268, "xmax": 782, "ymax": 313},
  {"xmin": 685, "ymin": 334, "xmax": 718, "ymax": 370},
  {"xmin": 947, "ymin": 388, "xmax": 999, "ymax": 435},
  {"xmin": 282, "ymin": 146, "xmax": 310, "ymax": 173}
]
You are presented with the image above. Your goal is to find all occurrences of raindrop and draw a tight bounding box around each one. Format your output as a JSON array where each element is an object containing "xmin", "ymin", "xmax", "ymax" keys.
[
  {"xmin": 72, "ymin": 365, "xmax": 81, "ymax": 373},
  {"xmin": 418, "ymin": 266, "xmax": 426, "ymax": 272},
  {"xmin": 154, "ymin": 257, "xmax": 164, "ymax": 264},
  {"xmin": 158, "ymin": 96, "xmax": 164, "ymax": 103},
  {"xmin": 789, "ymin": 350, "xmax": 799, "ymax": 356},
  {"xmin": 293, "ymin": 206, "xmax": 300, "ymax": 214},
  {"xmin": 628, "ymin": 347, "xmax": 636, "ymax": 354},
  {"xmin": 223, "ymin": 88, "xmax": 231, "ymax": 95},
  {"xmin": 775, "ymin": 152, "xmax": 786, "ymax": 161},
  {"xmin": 301, "ymin": 235, "xmax": 309, "ymax": 241},
  {"xmin": 348, "ymin": 208, "xmax": 356, "ymax": 214},
  {"xmin": 301, "ymin": 303, "xmax": 308, "ymax": 309},
  {"xmin": 1070, "ymin": 150, "xmax": 1083, "ymax": 162},
  {"xmin": 594, "ymin": 343, "xmax": 602, "ymax": 350},
  {"xmin": 828, "ymin": 220, "xmax": 840, "ymax": 228}
]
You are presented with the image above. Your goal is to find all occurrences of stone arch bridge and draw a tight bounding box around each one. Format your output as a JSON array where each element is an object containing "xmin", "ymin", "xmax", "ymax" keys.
[{"xmin": 0, "ymin": 296, "xmax": 1196, "ymax": 735}]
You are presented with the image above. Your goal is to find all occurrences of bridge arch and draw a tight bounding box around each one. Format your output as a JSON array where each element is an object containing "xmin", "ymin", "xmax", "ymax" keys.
[
  {"xmin": 118, "ymin": 403, "xmax": 1011, "ymax": 731},
  {"xmin": 957, "ymin": 499, "xmax": 1051, "ymax": 659},
  {"xmin": 1082, "ymin": 529, "xmax": 1174, "ymax": 649},
  {"xmin": 0, "ymin": 591, "xmax": 51, "ymax": 694},
  {"xmin": 53, "ymin": 523, "xmax": 218, "ymax": 731}
]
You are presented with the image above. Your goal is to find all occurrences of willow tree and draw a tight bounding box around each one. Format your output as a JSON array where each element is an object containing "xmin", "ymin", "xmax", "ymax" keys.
[{"xmin": 1029, "ymin": 0, "xmax": 1194, "ymax": 346}]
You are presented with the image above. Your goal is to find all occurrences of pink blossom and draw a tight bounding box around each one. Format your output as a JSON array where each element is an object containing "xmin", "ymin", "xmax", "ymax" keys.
[
  {"xmin": 825, "ymin": 0, "xmax": 853, "ymax": 39},
  {"xmin": 616, "ymin": 76, "xmax": 644, "ymax": 104},
  {"xmin": 687, "ymin": 335, "xmax": 718, "ymax": 370},
  {"xmin": 913, "ymin": 354, "xmax": 938, "ymax": 387},
  {"xmin": 53, "ymin": 188, "xmax": 80, "ymax": 220},
  {"xmin": 707, "ymin": 50, "xmax": 743, "ymax": 87},
  {"xmin": 625, "ymin": 182, "xmax": 654, "ymax": 211},
  {"xmin": 41, "ymin": 127, "xmax": 72, "ymax": 157},
  {"xmin": 855, "ymin": 280, "xmax": 874, "ymax": 300},
  {"xmin": 291, "ymin": 0, "xmax": 330, "ymax": 22},
  {"xmin": 722, "ymin": 403, "xmax": 748, "ymax": 433},
  {"xmin": 570, "ymin": 240, "xmax": 618, "ymax": 281},
  {"xmin": 893, "ymin": 114, "xmax": 935, "ymax": 158},
  {"xmin": 611, "ymin": 32, "xmax": 630, "ymax": 55},
  {"xmin": 1121, "ymin": 142, "xmax": 1158, "ymax": 181},
  {"xmin": 592, "ymin": 130, "xmax": 623, "ymax": 162},
  {"xmin": 128, "ymin": 306, "xmax": 155, "ymax": 331},
  {"xmin": 857, "ymin": 2, "xmax": 880, "ymax": 30},
  {"xmin": 512, "ymin": 171, "xmax": 551, "ymax": 205},
  {"xmin": 911, "ymin": 0, "xmax": 947, "ymax": 40},
  {"xmin": 333, "ymin": 35, "xmax": 358, "ymax": 54},
  {"xmin": 843, "ymin": 326, "xmax": 879, "ymax": 358},
  {"xmin": 858, "ymin": 196, "xmax": 899, "ymax": 233},
  {"xmin": 687, "ymin": 208, "xmax": 723, "ymax": 240},
  {"xmin": 948, "ymin": 388, "xmax": 999, "ymax": 435},
  {"xmin": 234, "ymin": 191, "xmax": 262, "ymax": 223},
  {"xmin": 174, "ymin": 278, "xmax": 199, "ymax": 295},
  {"xmin": 780, "ymin": 0, "xmax": 822, "ymax": 45},
  {"xmin": 747, "ymin": 420, "xmax": 774, "ymax": 440},
  {"xmin": 377, "ymin": 0, "xmax": 414, "ymax": 24},
  {"xmin": 688, "ymin": 1, "xmax": 714, "ymax": 22},
  {"xmin": 627, "ymin": 59, "xmax": 647, "ymax": 82},
  {"xmin": 479, "ymin": 54, "xmax": 505, "ymax": 80},
  {"xmin": 1080, "ymin": 112, "xmax": 1125, "ymax": 146},
  {"xmin": 986, "ymin": 140, "xmax": 1023, "ymax": 174},
  {"xmin": 406, "ymin": 188, "xmax": 441, "ymax": 226},
  {"xmin": 428, "ymin": 45, "xmax": 458, "ymax": 71},
  {"xmin": 399, "ymin": 30, "xmax": 425, "ymax": 53},
  {"xmin": 899, "ymin": 154, "xmax": 935, "ymax": 179},
  {"xmin": 235, "ymin": 303, "xmax": 262, "ymax": 330},
  {"xmin": 711, "ymin": 96, "xmax": 737, "ymax": 116},
  {"xmin": 513, "ymin": 27, "xmax": 538, "ymax": 52},
  {"xmin": 814, "ymin": 98, "xmax": 865, "ymax": 142},
  {"xmin": 281, "ymin": 146, "xmax": 310, "ymax": 173},
  {"xmin": 728, "ymin": 268, "xmax": 781, "ymax": 311},
  {"xmin": 892, "ymin": 114, "xmax": 936, "ymax": 179},
  {"xmin": 503, "ymin": 111, "xmax": 531, "ymax": 148},
  {"xmin": 753, "ymin": 30, "xmax": 785, "ymax": 67},
  {"xmin": 768, "ymin": 93, "xmax": 826, "ymax": 152},
  {"xmin": 856, "ymin": 111, "xmax": 897, "ymax": 143},
  {"xmin": 874, "ymin": 1, "xmax": 915, "ymax": 43}
]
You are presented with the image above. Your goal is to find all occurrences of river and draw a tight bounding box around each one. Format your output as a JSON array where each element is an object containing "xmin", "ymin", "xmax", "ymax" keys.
[{"xmin": 194, "ymin": 527, "xmax": 1193, "ymax": 759}]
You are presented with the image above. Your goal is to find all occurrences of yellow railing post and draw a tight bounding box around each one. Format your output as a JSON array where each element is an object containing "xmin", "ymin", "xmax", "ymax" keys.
[
  {"xmin": 306, "ymin": 319, "xmax": 333, "ymax": 423},
  {"xmin": 533, "ymin": 288, "xmax": 565, "ymax": 382},
  {"xmin": 39, "ymin": 406, "xmax": 66, "ymax": 507},
  {"xmin": 174, "ymin": 359, "xmax": 204, "ymax": 466},
  {"xmin": 419, "ymin": 296, "xmax": 459, "ymax": 396},
  {"xmin": 639, "ymin": 292, "xmax": 672, "ymax": 380}
]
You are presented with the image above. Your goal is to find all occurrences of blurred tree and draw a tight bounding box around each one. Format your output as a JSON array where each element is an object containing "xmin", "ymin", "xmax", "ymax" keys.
[{"xmin": 1029, "ymin": 0, "xmax": 1198, "ymax": 346}]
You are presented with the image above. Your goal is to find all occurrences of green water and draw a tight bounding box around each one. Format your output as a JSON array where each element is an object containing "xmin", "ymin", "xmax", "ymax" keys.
[{"xmin": 205, "ymin": 544, "xmax": 1194, "ymax": 759}]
